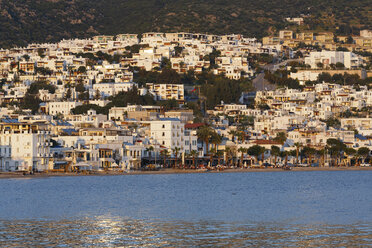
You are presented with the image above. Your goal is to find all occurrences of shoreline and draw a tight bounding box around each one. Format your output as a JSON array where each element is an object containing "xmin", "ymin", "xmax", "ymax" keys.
[{"xmin": 1, "ymin": 166, "xmax": 372, "ymax": 179}]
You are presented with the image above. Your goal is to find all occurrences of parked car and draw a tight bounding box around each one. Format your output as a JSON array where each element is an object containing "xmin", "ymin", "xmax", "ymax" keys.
[
  {"xmin": 298, "ymin": 163, "xmax": 309, "ymax": 167},
  {"xmin": 263, "ymin": 162, "xmax": 273, "ymax": 167},
  {"xmin": 360, "ymin": 163, "xmax": 371, "ymax": 167}
]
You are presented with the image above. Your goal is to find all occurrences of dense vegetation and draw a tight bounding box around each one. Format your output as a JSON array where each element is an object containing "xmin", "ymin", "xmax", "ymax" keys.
[
  {"xmin": 134, "ymin": 66, "xmax": 254, "ymax": 109},
  {"xmin": 0, "ymin": 0, "xmax": 371, "ymax": 48},
  {"xmin": 264, "ymin": 70, "xmax": 372, "ymax": 90}
]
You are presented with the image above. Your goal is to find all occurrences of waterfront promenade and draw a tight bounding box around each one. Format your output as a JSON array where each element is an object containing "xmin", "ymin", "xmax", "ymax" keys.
[{"xmin": 1, "ymin": 166, "xmax": 372, "ymax": 179}]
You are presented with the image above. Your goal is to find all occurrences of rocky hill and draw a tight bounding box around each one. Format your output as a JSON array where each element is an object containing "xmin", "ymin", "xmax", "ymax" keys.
[{"xmin": 0, "ymin": 0, "xmax": 371, "ymax": 48}]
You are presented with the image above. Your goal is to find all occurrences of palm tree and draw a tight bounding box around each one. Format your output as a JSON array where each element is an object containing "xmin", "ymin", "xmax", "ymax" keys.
[
  {"xmin": 294, "ymin": 142, "xmax": 302, "ymax": 166},
  {"xmin": 302, "ymin": 146, "xmax": 316, "ymax": 166},
  {"xmin": 210, "ymin": 132, "xmax": 222, "ymax": 151},
  {"xmin": 289, "ymin": 149, "xmax": 297, "ymax": 164},
  {"xmin": 209, "ymin": 147, "xmax": 216, "ymax": 167},
  {"xmin": 274, "ymin": 132, "xmax": 287, "ymax": 145},
  {"xmin": 247, "ymin": 145, "xmax": 265, "ymax": 165},
  {"xmin": 226, "ymin": 146, "xmax": 238, "ymax": 167},
  {"xmin": 271, "ymin": 146, "xmax": 280, "ymax": 167},
  {"xmin": 314, "ymin": 148, "xmax": 321, "ymax": 165},
  {"xmin": 216, "ymin": 150, "xmax": 224, "ymax": 165},
  {"xmin": 197, "ymin": 126, "xmax": 212, "ymax": 156},
  {"xmin": 237, "ymin": 147, "xmax": 247, "ymax": 167},
  {"xmin": 160, "ymin": 149, "xmax": 169, "ymax": 168},
  {"xmin": 327, "ymin": 139, "xmax": 346, "ymax": 166},
  {"xmin": 228, "ymin": 130, "xmax": 237, "ymax": 143},
  {"xmin": 190, "ymin": 150, "xmax": 198, "ymax": 169},
  {"xmin": 344, "ymin": 148, "xmax": 356, "ymax": 166},
  {"xmin": 261, "ymin": 147, "xmax": 267, "ymax": 163},
  {"xmin": 357, "ymin": 147, "xmax": 370, "ymax": 165},
  {"xmin": 225, "ymin": 146, "xmax": 232, "ymax": 166},
  {"xmin": 172, "ymin": 147, "xmax": 181, "ymax": 168},
  {"xmin": 279, "ymin": 151, "xmax": 289, "ymax": 166},
  {"xmin": 146, "ymin": 146, "xmax": 154, "ymax": 163}
]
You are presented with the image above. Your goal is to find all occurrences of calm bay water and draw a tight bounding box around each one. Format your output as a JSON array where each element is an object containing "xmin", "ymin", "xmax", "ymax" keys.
[{"xmin": 1, "ymin": 171, "xmax": 372, "ymax": 247}]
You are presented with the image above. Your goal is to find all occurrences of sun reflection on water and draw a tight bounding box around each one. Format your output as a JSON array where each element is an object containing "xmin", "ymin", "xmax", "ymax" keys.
[{"xmin": 1, "ymin": 217, "xmax": 372, "ymax": 247}]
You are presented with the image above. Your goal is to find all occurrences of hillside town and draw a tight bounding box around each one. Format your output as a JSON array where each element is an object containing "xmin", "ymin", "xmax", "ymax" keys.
[{"xmin": 0, "ymin": 30, "xmax": 371, "ymax": 173}]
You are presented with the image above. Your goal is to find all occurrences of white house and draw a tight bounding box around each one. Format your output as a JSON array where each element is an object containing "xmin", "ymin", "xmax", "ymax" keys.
[
  {"xmin": 48, "ymin": 101, "xmax": 83, "ymax": 116},
  {"xmin": 93, "ymin": 82, "xmax": 137, "ymax": 98},
  {"xmin": 289, "ymin": 71, "xmax": 320, "ymax": 85}
]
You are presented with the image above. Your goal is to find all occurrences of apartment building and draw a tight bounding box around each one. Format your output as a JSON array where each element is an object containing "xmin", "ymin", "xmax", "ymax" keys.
[
  {"xmin": 146, "ymin": 83, "xmax": 184, "ymax": 101},
  {"xmin": 279, "ymin": 30, "xmax": 294, "ymax": 40},
  {"xmin": 289, "ymin": 71, "xmax": 320, "ymax": 85},
  {"xmin": 150, "ymin": 118, "xmax": 185, "ymax": 152},
  {"xmin": 304, "ymin": 51, "xmax": 363, "ymax": 69},
  {"xmin": 48, "ymin": 101, "xmax": 83, "ymax": 116},
  {"xmin": 92, "ymin": 82, "xmax": 137, "ymax": 98},
  {"xmin": 0, "ymin": 119, "xmax": 52, "ymax": 172},
  {"xmin": 341, "ymin": 118, "xmax": 372, "ymax": 130}
]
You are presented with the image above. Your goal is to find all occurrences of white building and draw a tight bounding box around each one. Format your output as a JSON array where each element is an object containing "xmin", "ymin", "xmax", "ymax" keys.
[
  {"xmin": 93, "ymin": 82, "xmax": 137, "ymax": 98},
  {"xmin": 341, "ymin": 118, "xmax": 372, "ymax": 130},
  {"xmin": 146, "ymin": 83, "xmax": 184, "ymax": 101},
  {"xmin": 360, "ymin": 30, "xmax": 372, "ymax": 38},
  {"xmin": 304, "ymin": 51, "xmax": 363, "ymax": 69},
  {"xmin": 0, "ymin": 119, "xmax": 52, "ymax": 172},
  {"xmin": 290, "ymin": 71, "xmax": 320, "ymax": 85},
  {"xmin": 150, "ymin": 118, "xmax": 185, "ymax": 152},
  {"xmin": 48, "ymin": 101, "xmax": 83, "ymax": 116}
]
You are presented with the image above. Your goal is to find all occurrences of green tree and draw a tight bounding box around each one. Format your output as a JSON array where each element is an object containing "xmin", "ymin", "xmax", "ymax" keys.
[
  {"xmin": 172, "ymin": 147, "xmax": 181, "ymax": 168},
  {"xmin": 160, "ymin": 149, "xmax": 169, "ymax": 168},
  {"xmin": 157, "ymin": 68, "xmax": 180, "ymax": 84},
  {"xmin": 210, "ymin": 131, "xmax": 222, "ymax": 150},
  {"xmin": 271, "ymin": 145, "xmax": 280, "ymax": 167},
  {"xmin": 197, "ymin": 125, "xmax": 213, "ymax": 156},
  {"xmin": 247, "ymin": 145, "xmax": 265, "ymax": 164},
  {"xmin": 21, "ymin": 93, "xmax": 41, "ymax": 114},
  {"xmin": 325, "ymin": 117, "xmax": 341, "ymax": 129},
  {"xmin": 273, "ymin": 132, "xmax": 287, "ymax": 144},
  {"xmin": 345, "ymin": 147, "xmax": 356, "ymax": 166},
  {"xmin": 28, "ymin": 81, "xmax": 56, "ymax": 94},
  {"xmin": 190, "ymin": 150, "xmax": 199, "ymax": 169},
  {"xmin": 294, "ymin": 142, "xmax": 302, "ymax": 165},
  {"xmin": 77, "ymin": 66, "xmax": 86, "ymax": 74},
  {"xmin": 75, "ymin": 82, "xmax": 85, "ymax": 92},
  {"xmin": 64, "ymin": 88, "xmax": 72, "ymax": 100},
  {"xmin": 357, "ymin": 147, "xmax": 370, "ymax": 164},
  {"xmin": 327, "ymin": 138, "xmax": 346, "ymax": 166},
  {"xmin": 301, "ymin": 146, "xmax": 317, "ymax": 166}
]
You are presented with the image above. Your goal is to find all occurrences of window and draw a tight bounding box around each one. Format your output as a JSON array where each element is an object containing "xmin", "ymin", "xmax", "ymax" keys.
[
  {"xmin": 162, "ymin": 132, "xmax": 165, "ymax": 136},
  {"xmin": 162, "ymin": 125, "xmax": 165, "ymax": 128}
]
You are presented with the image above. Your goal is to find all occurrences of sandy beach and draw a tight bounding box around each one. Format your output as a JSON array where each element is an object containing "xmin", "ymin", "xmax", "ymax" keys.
[{"xmin": 1, "ymin": 166, "xmax": 372, "ymax": 179}]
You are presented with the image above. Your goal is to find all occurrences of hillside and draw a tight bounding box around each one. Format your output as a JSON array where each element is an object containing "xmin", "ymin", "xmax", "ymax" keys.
[{"xmin": 0, "ymin": 0, "xmax": 371, "ymax": 48}]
